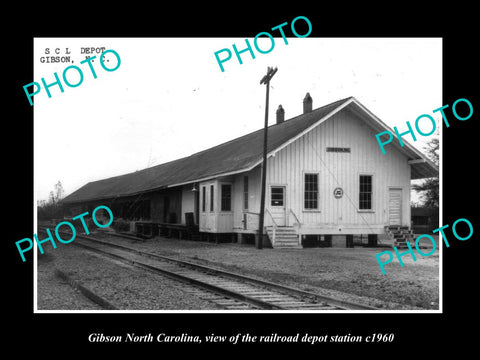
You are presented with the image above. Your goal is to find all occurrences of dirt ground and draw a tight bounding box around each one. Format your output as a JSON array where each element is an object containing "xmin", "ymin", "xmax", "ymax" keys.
[{"xmin": 90, "ymin": 232, "xmax": 440, "ymax": 310}]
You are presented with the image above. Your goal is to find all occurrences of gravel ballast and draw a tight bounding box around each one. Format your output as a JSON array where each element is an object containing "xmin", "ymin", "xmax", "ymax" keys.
[
  {"xmin": 96, "ymin": 232, "xmax": 440, "ymax": 310},
  {"xmin": 36, "ymin": 231, "xmax": 440, "ymax": 310},
  {"xmin": 37, "ymin": 244, "xmax": 221, "ymax": 310}
]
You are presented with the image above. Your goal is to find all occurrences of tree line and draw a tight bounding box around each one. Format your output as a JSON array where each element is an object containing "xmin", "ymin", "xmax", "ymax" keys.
[{"xmin": 37, "ymin": 181, "xmax": 64, "ymax": 221}]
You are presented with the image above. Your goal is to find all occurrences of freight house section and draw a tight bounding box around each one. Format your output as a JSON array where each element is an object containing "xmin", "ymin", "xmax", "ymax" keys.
[{"xmin": 61, "ymin": 95, "xmax": 438, "ymax": 249}]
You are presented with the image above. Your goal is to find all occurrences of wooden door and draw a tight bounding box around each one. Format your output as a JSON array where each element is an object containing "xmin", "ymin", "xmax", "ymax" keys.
[
  {"xmin": 270, "ymin": 186, "xmax": 286, "ymax": 226},
  {"xmin": 388, "ymin": 188, "xmax": 402, "ymax": 225}
]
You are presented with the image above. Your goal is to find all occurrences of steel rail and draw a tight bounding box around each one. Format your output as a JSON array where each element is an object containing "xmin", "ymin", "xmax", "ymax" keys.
[{"xmin": 38, "ymin": 226, "xmax": 378, "ymax": 310}]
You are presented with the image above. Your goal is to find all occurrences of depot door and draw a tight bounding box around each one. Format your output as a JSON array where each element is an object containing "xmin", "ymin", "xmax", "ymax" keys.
[
  {"xmin": 163, "ymin": 196, "xmax": 170, "ymax": 223},
  {"xmin": 270, "ymin": 186, "xmax": 286, "ymax": 226},
  {"xmin": 388, "ymin": 188, "xmax": 402, "ymax": 225}
]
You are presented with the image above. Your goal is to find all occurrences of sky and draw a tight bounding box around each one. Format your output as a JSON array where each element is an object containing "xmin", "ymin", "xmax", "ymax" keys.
[{"xmin": 33, "ymin": 37, "xmax": 442, "ymax": 202}]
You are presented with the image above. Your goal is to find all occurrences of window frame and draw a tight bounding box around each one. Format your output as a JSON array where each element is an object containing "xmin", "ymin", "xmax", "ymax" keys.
[
  {"xmin": 270, "ymin": 186, "xmax": 285, "ymax": 207},
  {"xmin": 359, "ymin": 174, "xmax": 374, "ymax": 211},
  {"xmin": 210, "ymin": 184, "xmax": 214, "ymax": 212},
  {"xmin": 304, "ymin": 172, "xmax": 319, "ymax": 210},
  {"xmin": 220, "ymin": 183, "xmax": 232, "ymax": 212},
  {"xmin": 201, "ymin": 186, "xmax": 206, "ymax": 212}
]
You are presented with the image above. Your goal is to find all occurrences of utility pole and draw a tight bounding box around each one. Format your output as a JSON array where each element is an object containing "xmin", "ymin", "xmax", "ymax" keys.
[{"xmin": 257, "ymin": 66, "xmax": 278, "ymax": 250}]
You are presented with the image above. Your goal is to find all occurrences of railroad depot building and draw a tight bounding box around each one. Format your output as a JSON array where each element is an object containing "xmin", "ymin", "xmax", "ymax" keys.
[{"xmin": 61, "ymin": 95, "xmax": 438, "ymax": 248}]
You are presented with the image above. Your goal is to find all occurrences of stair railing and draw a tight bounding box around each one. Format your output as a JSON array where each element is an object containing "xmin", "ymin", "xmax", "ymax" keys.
[
  {"xmin": 264, "ymin": 208, "xmax": 278, "ymax": 244},
  {"xmin": 289, "ymin": 209, "xmax": 302, "ymax": 246},
  {"xmin": 289, "ymin": 209, "xmax": 301, "ymax": 228}
]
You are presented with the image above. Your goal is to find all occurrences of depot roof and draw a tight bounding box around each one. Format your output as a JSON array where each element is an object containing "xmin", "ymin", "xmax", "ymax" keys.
[{"xmin": 62, "ymin": 96, "xmax": 438, "ymax": 204}]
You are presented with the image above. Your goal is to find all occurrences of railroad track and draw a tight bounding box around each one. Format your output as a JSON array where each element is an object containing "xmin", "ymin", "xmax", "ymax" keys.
[
  {"xmin": 54, "ymin": 268, "xmax": 118, "ymax": 310},
  {"xmin": 38, "ymin": 227, "xmax": 377, "ymax": 311}
]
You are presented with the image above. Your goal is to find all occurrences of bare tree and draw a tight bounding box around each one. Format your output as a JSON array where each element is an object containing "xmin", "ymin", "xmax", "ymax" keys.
[
  {"xmin": 38, "ymin": 181, "xmax": 65, "ymax": 220},
  {"xmin": 54, "ymin": 181, "xmax": 65, "ymax": 203},
  {"xmin": 412, "ymin": 137, "xmax": 439, "ymax": 209}
]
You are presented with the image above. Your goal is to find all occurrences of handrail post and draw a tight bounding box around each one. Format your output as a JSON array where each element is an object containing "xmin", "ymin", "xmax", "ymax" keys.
[{"xmin": 264, "ymin": 208, "xmax": 278, "ymax": 245}]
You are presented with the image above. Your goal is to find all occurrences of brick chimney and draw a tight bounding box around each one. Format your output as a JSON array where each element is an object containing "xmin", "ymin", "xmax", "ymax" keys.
[
  {"xmin": 276, "ymin": 105, "xmax": 285, "ymax": 124},
  {"xmin": 303, "ymin": 92, "xmax": 312, "ymax": 113}
]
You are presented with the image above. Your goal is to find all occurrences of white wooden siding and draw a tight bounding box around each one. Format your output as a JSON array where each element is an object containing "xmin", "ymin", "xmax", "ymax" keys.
[
  {"xmin": 265, "ymin": 107, "xmax": 411, "ymax": 234},
  {"xmin": 199, "ymin": 178, "xmax": 235, "ymax": 233},
  {"xmin": 199, "ymin": 107, "xmax": 412, "ymax": 235},
  {"xmin": 232, "ymin": 167, "xmax": 262, "ymax": 232}
]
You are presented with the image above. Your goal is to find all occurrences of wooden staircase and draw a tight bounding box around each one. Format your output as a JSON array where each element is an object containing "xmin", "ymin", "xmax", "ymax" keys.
[
  {"xmin": 265, "ymin": 226, "xmax": 302, "ymax": 249},
  {"xmin": 384, "ymin": 225, "xmax": 415, "ymax": 248}
]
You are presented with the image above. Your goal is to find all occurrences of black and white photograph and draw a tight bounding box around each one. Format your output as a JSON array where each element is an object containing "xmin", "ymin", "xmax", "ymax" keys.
[
  {"xmin": 7, "ymin": 8, "xmax": 479, "ymax": 353},
  {"xmin": 33, "ymin": 37, "xmax": 441, "ymax": 313}
]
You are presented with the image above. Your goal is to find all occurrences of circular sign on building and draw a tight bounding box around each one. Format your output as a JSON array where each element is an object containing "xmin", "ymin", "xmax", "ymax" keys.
[{"xmin": 333, "ymin": 187, "xmax": 343, "ymax": 199}]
